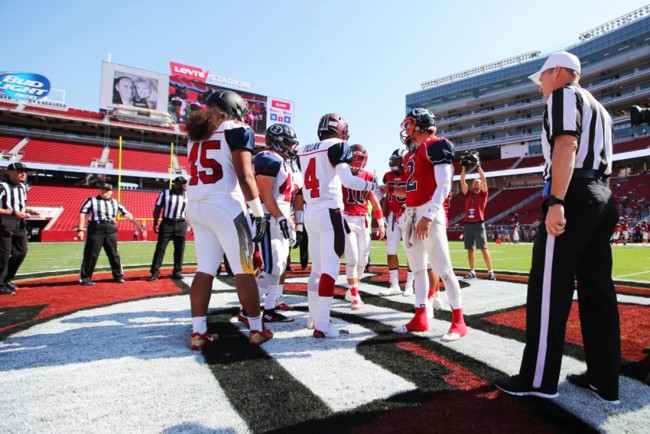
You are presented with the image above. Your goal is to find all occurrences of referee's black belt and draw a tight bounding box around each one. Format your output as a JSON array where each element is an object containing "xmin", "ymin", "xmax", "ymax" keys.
[
  {"xmin": 162, "ymin": 218, "xmax": 186, "ymax": 223},
  {"xmin": 92, "ymin": 220, "xmax": 115, "ymax": 224},
  {"xmin": 572, "ymin": 169, "xmax": 607, "ymax": 181}
]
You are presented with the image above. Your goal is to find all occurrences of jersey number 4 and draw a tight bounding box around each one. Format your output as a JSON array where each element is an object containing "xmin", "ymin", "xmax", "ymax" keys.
[
  {"xmin": 303, "ymin": 158, "xmax": 320, "ymax": 198},
  {"xmin": 188, "ymin": 140, "xmax": 223, "ymax": 185}
]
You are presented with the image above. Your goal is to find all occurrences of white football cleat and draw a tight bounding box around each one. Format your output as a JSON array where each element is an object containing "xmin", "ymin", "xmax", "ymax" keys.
[
  {"xmin": 403, "ymin": 284, "xmax": 414, "ymax": 297},
  {"xmin": 314, "ymin": 323, "xmax": 340, "ymax": 338},
  {"xmin": 379, "ymin": 282, "xmax": 401, "ymax": 296},
  {"xmin": 351, "ymin": 298, "xmax": 364, "ymax": 310},
  {"xmin": 344, "ymin": 289, "xmax": 353, "ymax": 302}
]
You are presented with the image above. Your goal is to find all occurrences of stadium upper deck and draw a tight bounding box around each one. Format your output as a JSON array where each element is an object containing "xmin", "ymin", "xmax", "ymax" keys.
[{"xmin": 406, "ymin": 6, "xmax": 650, "ymax": 163}]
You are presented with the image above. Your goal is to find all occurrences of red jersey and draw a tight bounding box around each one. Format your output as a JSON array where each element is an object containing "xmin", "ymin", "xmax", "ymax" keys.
[
  {"xmin": 403, "ymin": 137, "xmax": 454, "ymax": 214},
  {"xmin": 463, "ymin": 189, "xmax": 488, "ymax": 222},
  {"xmin": 342, "ymin": 170, "xmax": 375, "ymax": 216},
  {"xmin": 382, "ymin": 170, "xmax": 407, "ymax": 217}
]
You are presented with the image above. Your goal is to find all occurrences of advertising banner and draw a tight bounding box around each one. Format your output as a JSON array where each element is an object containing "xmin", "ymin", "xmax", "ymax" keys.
[
  {"xmin": 99, "ymin": 62, "xmax": 169, "ymax": 112},
  {"xmin": 0, "ymin": 72, "xmax": 51, "ymax": 102},
  {"xmin": 168, "ymin": 78, "xmax": 268, "ymax": 135},
  {"xmin": 169, "ymin": 62, "xmax": 208, "ymax": 83},
  {"xmin": 266, "ymin": 97, "xmax": 294, "ymax": 128}
]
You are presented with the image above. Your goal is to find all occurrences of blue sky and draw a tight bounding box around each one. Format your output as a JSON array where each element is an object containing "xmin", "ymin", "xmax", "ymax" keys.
[{"xmin": 2, "ymin": 0, "xmax": 647, "ymax": 172}]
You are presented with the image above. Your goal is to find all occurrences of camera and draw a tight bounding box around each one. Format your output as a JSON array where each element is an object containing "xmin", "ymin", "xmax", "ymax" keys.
[
  {"xmin": 630, "ymin": 105, "xmax": 650, "ymax": 127},
  {"xmin": 459, "ymin": 149, "xmax": 480, "ymax": 168}
]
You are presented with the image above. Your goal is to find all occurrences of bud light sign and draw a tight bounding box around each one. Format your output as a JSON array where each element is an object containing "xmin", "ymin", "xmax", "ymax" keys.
[{"xmin": 0, "ymin": 72, "xmax": 51, "ymax": 102}]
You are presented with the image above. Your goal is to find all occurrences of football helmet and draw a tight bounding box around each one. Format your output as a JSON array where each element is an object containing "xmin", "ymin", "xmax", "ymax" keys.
[
  {"xmin": 389, "ymin": 148, "xmax": 406, "ymax": 174},
  {"xmin": 318, "ymin": 113, "xmax": 349, "ymax": 141},
  {"xmin": 205, "ymin": 90, "xmax": 250, "ymax": 121},
  {"xmin": 400, "ymin": 108, "xmax": 436, "ymax": 145},
  {"xmin": 266, "ymin": 123, "xmax": 299, "ymax": 159},
  {"xmin": 349, "ymin": 144, "xmax": 368, "ymax": 174}
]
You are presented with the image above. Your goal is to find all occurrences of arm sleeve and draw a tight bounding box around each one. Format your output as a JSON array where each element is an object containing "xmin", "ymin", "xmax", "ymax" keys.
[
  {"xmin": 117, "ymin": 201, "xmax": 129, "ymax": 216},
  {"xmin": 225, "ymin": 125, "xmax": 255, "ymax": 152},
  {"xmin": 424, "ymin": 164, "xmax": 453, "ymax": 220},
  {"xmin": 336, "ymin": 163, "xmax": 373, "ymax": 191}
]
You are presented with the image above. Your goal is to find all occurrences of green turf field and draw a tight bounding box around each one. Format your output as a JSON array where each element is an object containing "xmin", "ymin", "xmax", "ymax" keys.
[{"xmin": 18, "ymin": 240, "xmax": 650, "ymax": 283}]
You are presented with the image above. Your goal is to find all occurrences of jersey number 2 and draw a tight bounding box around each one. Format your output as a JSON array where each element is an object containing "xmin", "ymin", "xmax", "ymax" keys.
[{"xmin": 188, "ymin": 140, "xmax": 223, "ymax": 185}]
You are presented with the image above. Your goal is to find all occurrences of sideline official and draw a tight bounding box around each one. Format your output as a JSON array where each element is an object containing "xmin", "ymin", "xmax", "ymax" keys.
[
  {"xmin": 148, "ymin": 176, "xmax": 188, "ymax": 280},
  {"xmin": 0, "ymin": 162, "xmax": 40, "ymax": 295},
  {"xmin": 77, "ymin": 183, "xmax": 143, "ymax": 285},
  {"xmin": 495, "ymin": 51, "xmax": 621, "ymax": 404}
]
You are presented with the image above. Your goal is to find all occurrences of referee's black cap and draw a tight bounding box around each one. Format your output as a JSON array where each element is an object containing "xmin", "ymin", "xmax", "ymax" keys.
[
  {"xmin": 99, "ymin": 183, "xmax": 113, "ymax": 190},
  {"xmin": 173, "ymin": 176, "xmax": 187, "ymax": 184},
  {"xmin": 6, "ymin": 162, "xmax": 29, "ymax": 171}
]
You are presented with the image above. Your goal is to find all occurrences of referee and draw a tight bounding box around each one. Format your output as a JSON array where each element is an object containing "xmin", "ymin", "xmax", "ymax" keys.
[
  {"xmin": 495, "ymin": 51, "xmax": 621, "ymax": 404},
  {"xmin": 0, "ymin": 162, "xmax": 40, "ymax": 295},
  {"xmin": 147, "ymin": 176, "xmax": 188, "ymax": 280},
  {"xmin": 77, "ymin": 183, "xmax": 143, "ymax": 285}
]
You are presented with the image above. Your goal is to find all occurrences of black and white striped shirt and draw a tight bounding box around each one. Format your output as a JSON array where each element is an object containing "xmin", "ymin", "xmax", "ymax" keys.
[
  {"xmin": 156, "ymin": 189, "xmax": 187, "ymax": 220},
  {"xmin": 0, "ymin": 180, "xmax": 27, "ymax": 213},
  {"xmin": 80, "ymin": 196, "xmax": 128, "ymax": 222},
  {"xmin": 541, "ymin": 84, "xmax": 613, "ymax": 181}
]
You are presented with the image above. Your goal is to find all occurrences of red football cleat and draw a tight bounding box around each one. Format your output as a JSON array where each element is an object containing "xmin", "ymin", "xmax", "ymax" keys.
[{"xmin": 190, "ymin": 332, "xmax": 219, "ymax": 350}]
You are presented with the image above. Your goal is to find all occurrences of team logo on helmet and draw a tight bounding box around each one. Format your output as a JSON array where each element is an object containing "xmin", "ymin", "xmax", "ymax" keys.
[
  {"xmin": 265, "ymin": 123, "xmax": 299, "ymax": 159},
  {"xmin": 400, "ymin": 108, "xmax": 436, "ymax": 145}
]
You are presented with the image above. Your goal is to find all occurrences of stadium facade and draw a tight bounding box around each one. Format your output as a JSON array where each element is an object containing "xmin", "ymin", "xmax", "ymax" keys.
[{"xmin": 407, "ymin": 5, "xmax": 650, "ymax": 174}]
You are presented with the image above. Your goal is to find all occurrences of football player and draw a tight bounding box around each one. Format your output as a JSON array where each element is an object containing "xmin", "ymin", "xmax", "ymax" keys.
[
  {"xmin": 254, "ymin": 123, "xmax": 303, "ymax": 322},
  {"xmin": 185, "ymin": 90, "xmax": 273, "ymax": 349},
  {"xmin": 342, "ymin": 144, "xmax": 385, "ymax": 310},
  {"xmin": 296, "ymin": 113, "xmax": 377, "ymax": 338},
  {"xmin": 383, "ymin": 108, "xmax": 466, "ymax": 341}
]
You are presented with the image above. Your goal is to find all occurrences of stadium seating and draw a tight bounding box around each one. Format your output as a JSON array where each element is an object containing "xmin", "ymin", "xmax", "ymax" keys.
[
  {"xmin": 28, "ymin": 185, "xmax": 162, "ymax": 242},
  {"xmin": 0, "ymin": 134, "xmax": 22, "ymax": 152},
  {"xmin": 478, "ymin": 157, "xmax": 519, "ymax": 172},
  {"xmin": 21, "ymin": 139, "xmax": 104, "ymax": 166},
  {"xmin": 483, "ymin": 187, "xmax": 543, "ymax": 222},
  {"xmin": 615, "ymin": 137, "xmax": 650, "ymax": 153},
  {"xmin": 106, "ymin": 147, "xmax": 176, "ymax": 173},
  {"xmin": 516, "ymin": 155, "xmax": 545, "ymax": 169}
]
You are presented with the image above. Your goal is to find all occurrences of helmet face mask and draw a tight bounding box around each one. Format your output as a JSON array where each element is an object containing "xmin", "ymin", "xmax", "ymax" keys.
[
  {"xmin": 318, "ymin": 113, "xmax": 349, "ymax": 141},
  {"xmin": 205, "ymin": 90, "xmax": 250, "ymax": 121},
  {"xmin": 389, "ymin": 148, "xmax": 406, "ymax": 173},
  {"xmin": 400, "ymin": 108, "xmax": 436, "ymax": 145},
  {"xmin": 349, "ymin": 144, "xmax": 367, "ymax": 174},
  {"xmin": 265, "ymin": 123, "xmax": 299, "ymax": 160}
]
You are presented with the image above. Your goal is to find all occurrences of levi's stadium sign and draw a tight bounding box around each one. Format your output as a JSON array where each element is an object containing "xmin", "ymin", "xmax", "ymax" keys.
[
  {"xmin": 0, "ymin": 72, "xmax": 51, "ymax": 102},
  {"xmin": 169, "ymin": 62, "xmax": 208, "ymax": 83}
]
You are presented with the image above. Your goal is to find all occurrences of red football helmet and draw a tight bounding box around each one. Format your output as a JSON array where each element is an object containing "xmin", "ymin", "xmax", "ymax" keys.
[
  {"xmin": 350, "ymin": 144, "xmax": 367, "ymax": 174},
  {"xmin": 318, "ymin": 113, "xmax": 349, "ymax": 141}
]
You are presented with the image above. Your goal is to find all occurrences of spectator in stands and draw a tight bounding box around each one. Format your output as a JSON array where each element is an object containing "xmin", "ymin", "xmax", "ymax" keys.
[
  {"xmin": 0, "ymin": 162, "xmax": 41, "ymax": 295},
  {"xmin": 460, "ymin": 163, "xmax": 495, "ymax": 280},
  {"xmin": 495, "ymin": 51, "xmax": 621, "ymax": 405},
  {"xmin": 112, "ymin": 76, "xmax": 136, "ymax": 106},
  {"xmin": 76, "ymin": 183, "xmax": 143, "ymax": 285},
  {"xmin": 148, "ymin": 176, "xmax": 188, "ymax": 281}
]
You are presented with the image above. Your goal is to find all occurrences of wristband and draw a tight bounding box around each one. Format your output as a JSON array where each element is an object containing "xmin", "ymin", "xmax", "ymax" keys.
[
  {"xmin": 373, "ymin": 209, "xmax": 384, "ymax": 220},
  {"xmin": 247, "ymin": 197, "xmax": 265, "ymax": 218},
  {"xmin": 295, "ymin": 210, "xmax": 304, "ymax": 225}
]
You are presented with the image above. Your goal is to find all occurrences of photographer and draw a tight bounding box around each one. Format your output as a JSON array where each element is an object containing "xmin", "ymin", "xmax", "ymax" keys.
[{"xmin": 459, "ymin": 151, "xmax": 495, "ymax": 280}]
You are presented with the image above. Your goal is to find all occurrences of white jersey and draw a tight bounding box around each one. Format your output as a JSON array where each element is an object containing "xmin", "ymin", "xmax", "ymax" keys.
[
  {"xmin": 186, "ymin": 120, "xmax": 255, "ymax": 202},
  {"xmin": 297, "ymin": 138, "xmax": 353, "ymax": 211},
  {"xmin": 253, "ymin": 150, "xmax": 303, "ymax": 217}
]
